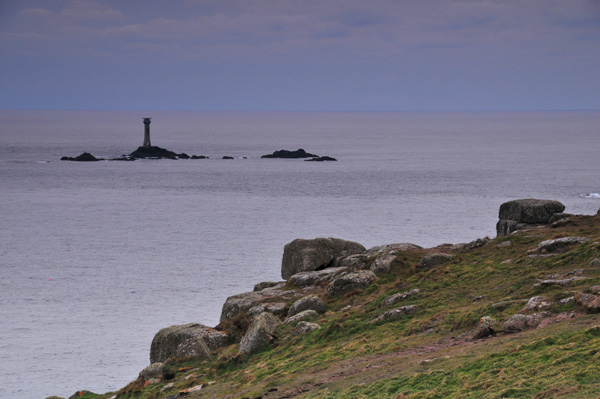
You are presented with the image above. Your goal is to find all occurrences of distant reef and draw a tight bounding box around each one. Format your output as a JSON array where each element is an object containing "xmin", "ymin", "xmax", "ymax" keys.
[
  {"xmin": 61, "ymin": 147, "xmax": 337, "ymax": 161},
  {"xmin": 261, "ymin": 148, "xmax": 337, "ymax": 161}
]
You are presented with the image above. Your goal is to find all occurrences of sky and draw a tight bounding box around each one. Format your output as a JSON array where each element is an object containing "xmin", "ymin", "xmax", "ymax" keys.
[{"xmin": 1, "ymin": 0, "xmax": 599, "ymax": 111}]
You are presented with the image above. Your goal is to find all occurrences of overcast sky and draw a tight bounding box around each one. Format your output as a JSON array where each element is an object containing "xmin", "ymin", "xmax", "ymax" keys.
[{"xmin": 1, "ymin": 0, "xmax": 599, "ymax": 111}]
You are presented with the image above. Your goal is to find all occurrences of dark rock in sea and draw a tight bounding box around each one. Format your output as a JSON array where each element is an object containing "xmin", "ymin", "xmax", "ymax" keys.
[
  {"xmin": 222, "ymin": 156, "xmax": 234, "ymax": 159},
  {"xmin": 496, "ymin": 199, "xmax": 565, "ymax": 236},
  {"xmin": 60, "ymin": 152, "xmax": 102, "ymax": 162},
  {"xmin": 191, "ymin": 155, "xmax": 209, "ymax": 159},
  {"xmin": 177, "ymin": 153, "xmax": 190, "ymax": 159},
  {"xmin": 305, "ymin": 156, "xmax": 337, "ymax": 162},
  {"xmin": 261, "ymin": 149, "xmax": 319, "ymax": 159},
  {"xmin": 130, "ymin": 146, "xmax": 179, "ymax": 159},
  {"xmin": 281, "ymin": 237, "xmax": 366, "ymax": 280}
]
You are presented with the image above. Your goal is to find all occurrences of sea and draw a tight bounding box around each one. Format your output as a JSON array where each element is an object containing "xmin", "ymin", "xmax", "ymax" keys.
[{"xmin": 1, "ymin": 109, "xmax": 599, "ymax": 398}]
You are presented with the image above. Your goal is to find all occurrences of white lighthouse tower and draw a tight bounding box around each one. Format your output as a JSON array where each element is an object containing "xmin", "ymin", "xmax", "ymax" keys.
[{"xmin": 142, "ymin": 118, "xmax": 152, "ymax": 147}]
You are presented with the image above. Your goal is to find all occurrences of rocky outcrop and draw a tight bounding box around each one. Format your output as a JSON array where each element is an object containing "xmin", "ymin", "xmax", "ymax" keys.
[
  {"xmin": 261, "ymin": 149, "xmax": 319, "ymax": 158},
  {"xmin": 288, "ymin": 294, "xmax": 325, "ymax": 317},
  {"xmin": 220, "ymin": 287, "xmax": 300, "ymax": 322},
  {"xmin": 239, "ymin": 312, "xmax": 282, "ymax": 354},
  {"xmin": 61, "ymin": 152, "xmax": 102, "ymax": 161},
  {"xmin": 418, "ymin": 253, "xmax": 452, "ymax": 270},
  {"xmin": 381, "ymin": 289, "xmax": 420, "ymax": 308},
  {"xmin": 130, "ymin": 146, "xmax": 179, "ymax": 159},
  {"xmin": 326, "ymin": 270, "xmax": 377, "ymax": 296},
  {"xmin": 281, "ymin": 238, "xmax": 366, "ymax": 280},
  {"xmin": 496, "ymin": 199, "xmax": 565, "ymax": 236},
  {"xmin": 150, "ymin": 323, "xmax": 226, "ymax": 363}
]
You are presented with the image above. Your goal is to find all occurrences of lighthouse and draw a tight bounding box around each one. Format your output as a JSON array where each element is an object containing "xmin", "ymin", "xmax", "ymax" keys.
[{"xmin": 143, "ymin": 118, "xmax": 152, "ymax": 147}]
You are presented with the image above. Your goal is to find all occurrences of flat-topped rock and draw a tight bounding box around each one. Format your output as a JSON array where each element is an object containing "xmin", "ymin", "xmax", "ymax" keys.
[
  {"xmin": 220, "ymin": 287, "xmax": 300, "ymax": 322},
  {"xmin": 288, "ymin": 267, "xmax": 348, "ymax": 288},
  {"xmin": 497, "ymin": 199, "xmax": 565, "ymax": 236}
]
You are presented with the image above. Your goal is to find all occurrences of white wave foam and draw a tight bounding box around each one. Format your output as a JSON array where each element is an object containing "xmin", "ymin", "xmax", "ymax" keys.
[{"xmin": 580, "ymin": 193, "xmax": 600, "ymax": 199}]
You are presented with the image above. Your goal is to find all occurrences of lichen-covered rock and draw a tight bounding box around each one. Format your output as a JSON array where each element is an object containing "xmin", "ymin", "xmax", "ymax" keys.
[
  {"xmin": 239, "ymin": 312, "xmax": 282, "ymax": 354},
  {"xmin": 326, "ymin": 270, "xmax": 377, "ymax": 296},
  {"xmin": 533, "ymin": 277, "xmax": 589, "ymax": 288},
  {"xmin": 288, "ymin": 294, "xmax": 325, "ymax": 317},
  {"xmin": 497, "ymin": 199, "xmax": 565, "ymax": 236},
  {"xmin": 472, "ymin": 316, "xmax": 498, "ymax": 339},
  {"xmin": 295, "ymin": 321, "xmax": 321, "ymax": 334},
  {"xmin": 373, "ymin": 305, "xmax": 418, "ymax": 322},
  {"xmin": 521, "ymin": 296, "xmax": 551, "ymax": 312},
  {"xmin": 284, "ymin": 309, "xmax": 319, "ymax": 325},
  {"xmin": 281, "ymin": 238, "xmax": 366, "ymax": 279},
  {"xmin": 253, "ymin": 281, "xmax": 285, "ymax": 291},
  {"xmin": 370, "ymin": 252, "xmax": 397, "ymax": 274},
  {"xmin": 366, "ymin": 243, "xmax": 422, "ymax": 255},
  {"xmin": 288, "ymin": 267, "xmax": 348, "ymax": 288},
  {"xmin": 502, "ymin": 312, "xmax": 551, "ymax": 333},
  {"xmin": 220, "ymin": 288, "xmax": 300, "ymax": 322},
  {"xmin": 417, "ymin": 253, "xmax": 452, "ymax": 270},
  {"xmin": 333, "ymin": 254, "xmax": 368, "ymax": 268},
  {"xmin": 576, "ymin": 293, "xmax": 600, "ymax": 313},
  {"xmin": 248, "ymin": 302, "xmax": 287, "ymax": 319},
  {"xmin": 139, "ymin": 362, "xmax": 164, "ymax": 381},
  {"xmin": 381, "ymin": 289, "xmax": 420, "ymax": 308},
  {"xmin": 461, "ymin": 238, "xmax": 490, "ymax": 252},
  {"xmin": 528, "ymin": 237, "xmax": 590, "ymax": 254},
  {"xmin": 499, "ymin": 199, "xmax": 565, "ymax": 224},
  {"xmin": 150, "ymin": 323, "xmax": 225, "ymax": 363}
]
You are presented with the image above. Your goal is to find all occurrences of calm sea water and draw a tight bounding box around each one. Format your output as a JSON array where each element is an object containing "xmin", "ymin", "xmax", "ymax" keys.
[{"xmin": 1, "ymin": 110, "xmax": 599, "ymax": 398}]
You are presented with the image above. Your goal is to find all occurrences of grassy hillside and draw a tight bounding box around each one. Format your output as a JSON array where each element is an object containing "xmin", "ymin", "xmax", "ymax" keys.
[{"xmin": 70, "ymin": 211, "xmax": 600, "ymax": 399}]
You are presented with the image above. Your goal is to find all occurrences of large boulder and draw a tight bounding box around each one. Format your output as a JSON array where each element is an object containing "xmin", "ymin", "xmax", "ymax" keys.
[
  {"xmin": 496, "ymin": 199, "xmax": 565, "ymax": 236},
  {"xmin": 220, "ymin": 287, "xmax": 300, "ymax": 322},
  {"xmin": 239, "ymin": 312, "xmax": 282, "ymax": 354},
  {"xmin": 281, "ymin": 238, "xmax": 366, "ymax": 280},
  {"xmin": 326, "ymin": 270, "xmax": 377, "ymax": 296},
  {"xmin": 288, "ymin": 294, "xmax": 325, "ymax": 317},
  {"xmin": 150, "ymin": 323, "xmax": 226, "ymax": 363}
]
